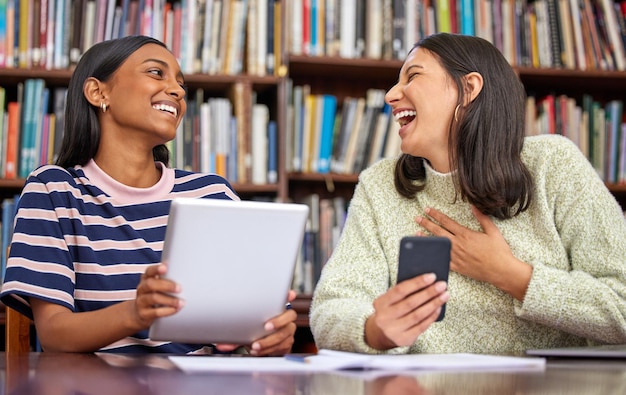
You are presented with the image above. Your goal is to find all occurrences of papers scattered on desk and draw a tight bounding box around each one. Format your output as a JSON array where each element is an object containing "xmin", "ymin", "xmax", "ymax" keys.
[{"xmin": 169, "ymin": 349, "xmax": 546, "ymax": 374}]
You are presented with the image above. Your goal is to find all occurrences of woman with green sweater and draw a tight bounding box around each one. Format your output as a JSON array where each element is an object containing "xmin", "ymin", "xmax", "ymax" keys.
[{"xmin": 310, "ymin": 33, "xmax": 626, "ymax": 354}]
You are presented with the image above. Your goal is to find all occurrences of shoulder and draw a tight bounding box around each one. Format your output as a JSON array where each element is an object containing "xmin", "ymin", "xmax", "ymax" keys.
[
  {"xmin": 22, "ymin": 165, "xmax": 84, "ymax": 194},
  {"xmin": 522, "ymin": 135, "xmax": 592, "ymax": 176},
  {"xmin": 358, "ymin": 157, "xmax": 397, "ymax": 184},
  {"xmin": 522, "ymin": 134, "xmax": 585, "ymax": 162},
  {"xmin": 26, "ymin": 164, "xmax": 78, "ymax": 183},
  {"xmin": 172, "ymin": 169, "xmax": 239, "ymax": 200}
]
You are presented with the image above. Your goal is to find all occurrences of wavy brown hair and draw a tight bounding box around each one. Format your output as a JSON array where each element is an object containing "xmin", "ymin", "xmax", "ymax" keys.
[{"xmin": 394, "ymin": 33, "xmax": 533, "ymax": 220}]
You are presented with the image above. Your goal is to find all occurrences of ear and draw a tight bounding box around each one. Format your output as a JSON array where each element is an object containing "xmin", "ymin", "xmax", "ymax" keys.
[
  {"xmin": 463, "ymin": 72, "xmax": 483, "ymax": 104},
  {"xmin": 83, "ymin": 77, "xmax": 107, "ymax": 108}
]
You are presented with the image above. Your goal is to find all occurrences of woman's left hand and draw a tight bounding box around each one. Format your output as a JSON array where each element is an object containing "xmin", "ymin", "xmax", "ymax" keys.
[
  {"xmin": 214, "ymin": 290, "xmax": 297, "ymax": 356},
  {"xmin": 416, "ymin": 206, "xmax": 532, "ymax": 300}
]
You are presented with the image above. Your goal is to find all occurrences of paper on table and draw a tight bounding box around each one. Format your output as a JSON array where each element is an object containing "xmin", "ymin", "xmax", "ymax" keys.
[
  {"xmin": 170, "ymin": 350, "xmax": 546, "ymax": 374},
  {"xmin": 315, "ymin": 349, "xmax": 547, "ymax": 371}
]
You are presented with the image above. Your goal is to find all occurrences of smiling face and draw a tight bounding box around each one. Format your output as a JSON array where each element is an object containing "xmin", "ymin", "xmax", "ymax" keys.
[
  {"xmin": 385, "ymin": 47, "xmax": 459, "ymax": 173},
  {"xmin": 97, "ymin": 43, "xmax": 187, "ymax": 149}
]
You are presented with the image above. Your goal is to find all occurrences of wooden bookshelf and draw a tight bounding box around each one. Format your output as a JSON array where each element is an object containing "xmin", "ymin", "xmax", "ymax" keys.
[{"xmin": 2, "ymin": 0, "xmax": 626, "ymax": 353}]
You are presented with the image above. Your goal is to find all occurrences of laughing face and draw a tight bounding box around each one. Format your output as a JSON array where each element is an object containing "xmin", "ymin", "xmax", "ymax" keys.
[
  {"xmin": 99, "ymin": 43, "xmax": 187, "ymax": 148},
  {"xmin": 385, "ymin": 47, "xmax": 458, "ymax": 173}
]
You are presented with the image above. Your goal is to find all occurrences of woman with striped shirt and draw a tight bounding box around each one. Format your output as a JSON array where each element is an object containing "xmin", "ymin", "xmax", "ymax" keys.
[{"xmin": 0, "ymin": 36, "xmax": 296, "ymax": 355}]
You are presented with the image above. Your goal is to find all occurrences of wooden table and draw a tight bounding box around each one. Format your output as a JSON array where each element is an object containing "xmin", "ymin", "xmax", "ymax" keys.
[{"xmin": 3, "ymin": 352, "xmax": 626, "ymax": 394}]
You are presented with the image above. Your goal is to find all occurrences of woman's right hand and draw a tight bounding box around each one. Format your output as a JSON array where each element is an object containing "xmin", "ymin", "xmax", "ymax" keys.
[
  {"xmin": 364, "ymin": 273, "xmax": 449, "ymax": 350},
  {"xmin": 133, "ymin": 264, "xmax": 184, "ymax": 328}
]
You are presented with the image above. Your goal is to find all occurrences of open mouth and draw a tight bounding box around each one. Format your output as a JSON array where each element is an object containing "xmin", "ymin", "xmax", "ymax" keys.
[
  {"xmin": 394, "ymin": 110, "xmax": 416, "ymax": 126},
  {"xmin": 153, "ymin": 104, "xmax": 178, "ymax": 118}
]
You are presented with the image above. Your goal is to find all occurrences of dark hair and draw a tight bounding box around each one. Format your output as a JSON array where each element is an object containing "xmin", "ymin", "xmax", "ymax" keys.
[
  {"xmin": 56, "ymin": 35, "xmax": 171, "ymax": 168},
  {"xmin": 393, "ymin": 33, "xmax": 533, "ymax": 220}
]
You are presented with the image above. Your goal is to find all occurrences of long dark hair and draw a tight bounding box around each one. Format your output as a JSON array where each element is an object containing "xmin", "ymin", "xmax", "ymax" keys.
[
  {"xmin": 394, "ymin": 33, "xmax": 533, "ymax": 220},
  {"xmin": 55, "ymin": 35, "xmax": 171, "ymax": 168}
]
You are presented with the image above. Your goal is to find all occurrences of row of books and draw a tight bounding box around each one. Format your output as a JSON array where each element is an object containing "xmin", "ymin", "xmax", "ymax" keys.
[
  {"xmin": 526, "ymin": 94, "xmax": 626, "ymax": 184},
  {"xmin": 285, "ymin": 0, "xmax": 626, "ymax": 71},
  {"xmin": 285, "ymin": 84, "xmax": 403, "ymax": 175},
  {"xmin": 0, "ymin": 79, "xmax": 278, "ymax": 185},
  {"xmin": 285, "ymin": 81, "xmax": 626, "ymax": 185},
  {"xmin": 291, "ymin": 193, "xmax": 346, "ymax": 295},
  {"xmin": 0, "ymin": 81, "xmax": 66, "ymax": 180},
  {"xmin": 173, "ymin": 88, "xmax": 278, "ymax": 185},
  {"xmin": 0, "ymin": 0, "xmax": 282, "ymax": 76}
]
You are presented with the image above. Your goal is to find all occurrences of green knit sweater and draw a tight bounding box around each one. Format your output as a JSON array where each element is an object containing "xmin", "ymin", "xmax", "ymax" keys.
[{"xmin": 310, "ymin": 135, "xmax": 626, "ymax": 354}]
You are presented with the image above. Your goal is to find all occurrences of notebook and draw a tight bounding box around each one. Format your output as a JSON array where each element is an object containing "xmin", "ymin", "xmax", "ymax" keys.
[
  {"xmin": 149, "ymin": 197, "xmax": 309, "ymax": 345},
  {"xmin": 526, "ymin": 344, "xmax": 626, "ymax": 359}
]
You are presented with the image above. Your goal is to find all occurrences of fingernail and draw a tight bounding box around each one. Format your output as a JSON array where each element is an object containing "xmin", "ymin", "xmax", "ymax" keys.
[
  {"xmin": 265, "ymin": 322, "xmax": 274, "ymax": 331},
  {"xmin": 424, "ymin": 273, "xmax": 436, "ymax": 283},
  {"xmin": 440, "ymin": 291, "xmax": 450, "ymax": 302},
  {"xmin": 416, "ymin": 216, "xmax": 423, "ymax": 224},
  {"xmin": 435, "ymin": 281, "xmax": 447, "ymax": 292},
  {"xmin": 424, "ymin": 207, "xmax": 431, "ymax": 214},
  {"xmin": 252, "ymin": 342, "xmax": 261, "ymax": 351}
]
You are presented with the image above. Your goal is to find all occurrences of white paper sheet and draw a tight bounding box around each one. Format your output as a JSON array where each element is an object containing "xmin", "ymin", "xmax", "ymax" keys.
[{"xmin": 170, "ymin": 349, "xmax": 546, "ymax": 374}]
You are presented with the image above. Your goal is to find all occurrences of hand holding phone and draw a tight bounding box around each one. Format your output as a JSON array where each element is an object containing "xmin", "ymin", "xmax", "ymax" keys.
[{"xmin": 397, "ymin": 236, "xmax": 451, "ymax": 321}]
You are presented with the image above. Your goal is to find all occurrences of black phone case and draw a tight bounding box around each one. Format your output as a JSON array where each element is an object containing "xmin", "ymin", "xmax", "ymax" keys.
[{"xmin": 397, "ymin": 236, "xmax": 451, "ymax": 321}]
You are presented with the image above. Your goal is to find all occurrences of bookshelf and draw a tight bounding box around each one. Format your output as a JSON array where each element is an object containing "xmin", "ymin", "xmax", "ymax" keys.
[{"xmin": 1, "ymin": 1, "xmax": 626, "ymax": 353}]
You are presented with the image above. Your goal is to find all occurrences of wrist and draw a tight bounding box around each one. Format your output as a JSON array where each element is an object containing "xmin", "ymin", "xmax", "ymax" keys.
[{"xmin": 364, "ymin": 315, "xmax": 396, "ymax": 351}]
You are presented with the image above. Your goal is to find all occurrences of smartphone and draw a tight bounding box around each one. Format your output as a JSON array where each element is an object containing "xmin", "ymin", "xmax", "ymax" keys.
[{"xmin": 397, "ymin": 236, "xmax": 451, "ymax": 321}]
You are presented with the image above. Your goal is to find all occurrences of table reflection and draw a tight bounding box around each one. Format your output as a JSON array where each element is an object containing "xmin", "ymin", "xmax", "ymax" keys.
[{"xmin": 3, "ymin": 353, "xmax": 626, "ymax": 395}]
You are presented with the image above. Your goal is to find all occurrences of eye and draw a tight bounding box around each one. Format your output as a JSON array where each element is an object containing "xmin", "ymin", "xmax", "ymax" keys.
[
  {"xmin": 407, "ymin": 73, "xmax": 418, "ymax": 81},
  {"xmin": 148, "ymin": 68, "xmax": 164, "ymax": 77}
]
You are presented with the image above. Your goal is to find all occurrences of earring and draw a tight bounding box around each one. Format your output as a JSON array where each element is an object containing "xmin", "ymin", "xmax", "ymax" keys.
[
  {"xmin": 454, "ymin": 104, "xmax": 460, "ymax": 122},
  {"xmin": 100, "ymin": 102, "xmax": 108, "ymax": 113}
]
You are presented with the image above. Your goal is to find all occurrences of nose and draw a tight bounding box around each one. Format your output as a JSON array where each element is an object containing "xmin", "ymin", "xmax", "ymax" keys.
[
  {"xmin": 385, "ymin": 83, "xmax": 401, "ymax": 106},
  {"xmin": 167, "ymin": 80, "xmax": 186, "ymax": 100}
]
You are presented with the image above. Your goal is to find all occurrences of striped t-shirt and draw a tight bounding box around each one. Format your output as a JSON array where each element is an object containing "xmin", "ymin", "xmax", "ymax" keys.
[{"xmin": 0, "ymin": 160, "xmax": 239, "ymax": 353}]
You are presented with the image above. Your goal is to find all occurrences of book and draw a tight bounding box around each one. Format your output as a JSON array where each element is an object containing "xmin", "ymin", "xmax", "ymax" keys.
[
  {"xmin": 598, "ymin": 0, "xmax": 626, "ymax": 70},
  {"xmin": 4, "ymin": 101, "xmax": 20, "ymax": 179},
  {"xmin": 317, "ymin": 95, "xmax": 337, "ymax": 174},
  {"xmin": 251, "ymin": 103, "xmax": 269, "ymax": 185},
  {"xmin": 330, "ymin": 97, "xmax": 358, "ymax": 173},
  {"xmin": 339, "ymin": 0, "xmax": 356, "ymax": 58},
  {"xmin": 267, "ymin": 120, "xmax": 277, "ymax": 183},
  {"xmin": 392, "ymin": 0, "xmax": 406, "ymax": 59},
  {"xmin": 0, "ymin": 0, "xmax": 6, "ymax": 68}
]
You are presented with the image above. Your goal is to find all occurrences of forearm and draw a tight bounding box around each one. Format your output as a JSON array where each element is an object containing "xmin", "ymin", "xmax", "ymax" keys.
[
  {"xmin": 33, "ymin": 299, "xmax": 144, "ymax": 352},
  {"xmin": 491, "ymin": 256, "xmax": 533, "ymax": 302}
]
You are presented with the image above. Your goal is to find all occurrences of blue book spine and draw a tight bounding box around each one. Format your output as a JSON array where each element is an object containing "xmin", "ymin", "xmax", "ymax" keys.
[
  {"xmin": 461, "ymin": 0, "xmax": 475, "ymax": 36},
  {"xmin": 267, "ymin": 120, "xmax": 277, "ymax": 183},
  {"xmin": 310, "ymin": 0, "xmax": 318, "ymax": 55},
  {"xmin": 119, "ymin": 0, "xmax": 130, "ymax": 37},
  {"xmin": 317, "ymin": 95, "xmax": 337, "ymax": 174},
  {"xmin": 0, "ymin": 0, "xmax": 6, "ymax": 67}
]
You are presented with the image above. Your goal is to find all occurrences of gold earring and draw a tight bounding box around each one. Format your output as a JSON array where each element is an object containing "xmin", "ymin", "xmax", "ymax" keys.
[
  {"xmin": 100, "ymin": 102, "xmax": 107, "ymax": 113},
  {"xmin": 454, "ymin": 104, "xmax": 460, "ymax": 122}
]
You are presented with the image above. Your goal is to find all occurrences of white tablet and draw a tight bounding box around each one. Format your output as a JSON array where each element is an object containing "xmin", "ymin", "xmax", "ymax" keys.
[{"xmin": 149, "ymin": 197, "xmax": 309, "ymax": 345}]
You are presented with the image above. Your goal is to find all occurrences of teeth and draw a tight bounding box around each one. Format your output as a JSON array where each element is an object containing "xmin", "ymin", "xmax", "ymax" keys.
[
  {"xmin": 394, "ymin": 110, "xmax": 416, "ymax": 126},
  {"xmin": 153, "ymin": 104, "xmax": 178, "ymax": 117},
  {"xmin": 394, "ymin": 110, "xmax": 416, "ymax": 121}
]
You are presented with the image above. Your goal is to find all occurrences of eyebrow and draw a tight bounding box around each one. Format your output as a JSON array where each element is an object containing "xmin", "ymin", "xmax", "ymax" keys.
[
  {"xmin": 142, "ymin": 58, "xmax": 185, "ymax": 81},
  {"xmin": 405, "ymin": 64, "xmax": 425, "ymax": 73}
]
